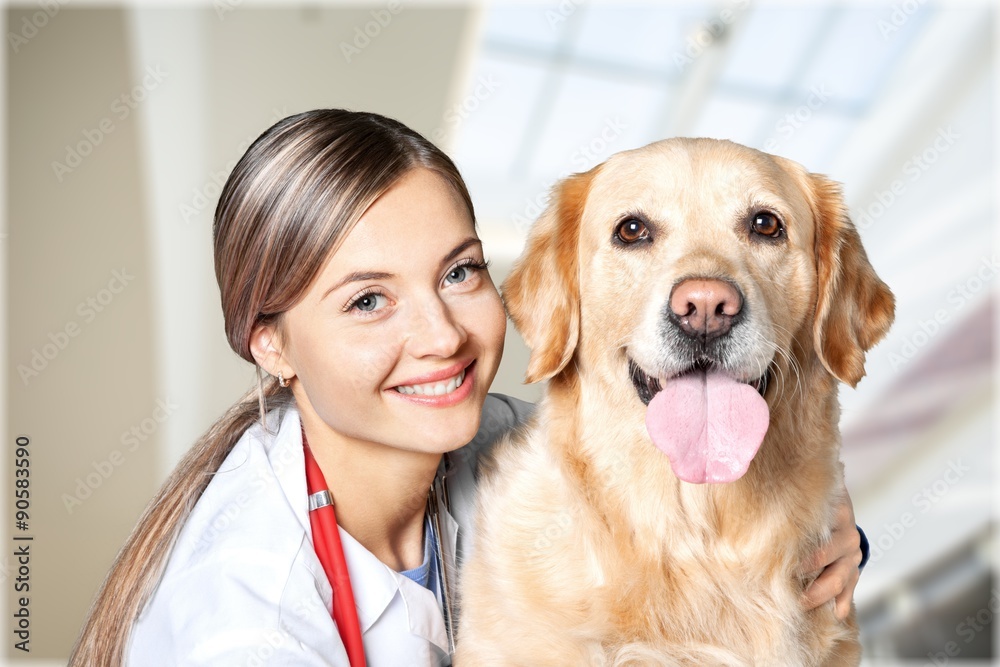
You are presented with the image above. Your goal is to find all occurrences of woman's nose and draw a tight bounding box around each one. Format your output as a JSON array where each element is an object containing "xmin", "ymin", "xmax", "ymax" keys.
[{"xmin": 406, "ymin": 298, "xmax": 467, "ymax": 358}]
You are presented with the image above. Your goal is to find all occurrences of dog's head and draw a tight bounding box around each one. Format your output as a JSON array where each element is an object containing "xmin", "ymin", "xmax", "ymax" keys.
[{"xmin": 503, "ymin": 138, "xmax": 894, "ymax": 482}]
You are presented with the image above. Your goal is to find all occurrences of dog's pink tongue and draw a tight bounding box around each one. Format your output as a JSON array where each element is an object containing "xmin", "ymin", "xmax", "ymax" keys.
[{"xmin": 645, "ymin": 370, "xmax": 769, "ymax": 484}]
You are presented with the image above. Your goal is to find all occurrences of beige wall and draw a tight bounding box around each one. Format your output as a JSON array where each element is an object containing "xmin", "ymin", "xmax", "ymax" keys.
[
  {"xmin": 5, "ymin": 6, "xmax": 537, "ymax": 661},
  {"xmin": 7, "ymin": 8, "xmax": 159, "ymax": 659}
]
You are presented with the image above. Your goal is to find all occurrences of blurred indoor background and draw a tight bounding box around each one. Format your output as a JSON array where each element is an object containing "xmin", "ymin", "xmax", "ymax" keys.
[{"xmin": 3, "ymin": 2, "xmax": 995, "ymax": 664}]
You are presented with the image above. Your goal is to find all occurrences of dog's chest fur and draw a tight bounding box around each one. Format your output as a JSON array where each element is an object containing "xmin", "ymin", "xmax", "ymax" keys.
[{"xmin": 462, "ymin": 365, "xmax": 854, "ymax": 666}]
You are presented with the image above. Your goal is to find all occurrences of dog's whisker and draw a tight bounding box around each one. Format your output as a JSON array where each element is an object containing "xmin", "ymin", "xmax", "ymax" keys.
[
  {"xmin": 770, "ymin": 344, "xmax": 801, "ymax": 410},
  {"xmin": 742, "ymin": 331, "xmax": 798, "ymax": 413},
  {"xmin": 741, "ymin": 320, "xmax": 808, "ymax": 411}
]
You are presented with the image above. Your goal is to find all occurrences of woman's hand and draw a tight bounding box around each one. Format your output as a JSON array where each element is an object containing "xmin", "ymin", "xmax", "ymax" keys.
[{"xmin": 800, "ymin": 491, "xmax": 864, "ymax": 620}]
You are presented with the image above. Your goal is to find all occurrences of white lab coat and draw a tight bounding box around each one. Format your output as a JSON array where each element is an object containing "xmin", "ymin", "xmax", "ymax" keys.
[{"xmin": 126, "ymin": 393, "xmax": 534, "ymax": 666}]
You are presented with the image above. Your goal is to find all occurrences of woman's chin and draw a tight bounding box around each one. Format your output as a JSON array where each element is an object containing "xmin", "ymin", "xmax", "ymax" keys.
[{"xmin": 424, "ymin": 417, "xmax": 482, "ymax": 454}]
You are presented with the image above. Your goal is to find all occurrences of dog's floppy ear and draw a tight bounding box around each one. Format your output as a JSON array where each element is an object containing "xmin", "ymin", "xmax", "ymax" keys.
[
  {"xmin": 809, "ymin": 174, "xmax": 895, "ymax": 387},
  {"xmin": 502, "ymin": 169, "xmax": 595, "ymax": 384}
]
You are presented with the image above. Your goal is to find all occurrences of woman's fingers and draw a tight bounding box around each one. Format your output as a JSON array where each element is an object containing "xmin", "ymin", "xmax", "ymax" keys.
[
  {"xmin": 802, "ymin": 555, "xmax": 862, "ymax": 615},
  {"xmin": 800, "ymin": 492, "xmax": 863, "ymax": 614}
]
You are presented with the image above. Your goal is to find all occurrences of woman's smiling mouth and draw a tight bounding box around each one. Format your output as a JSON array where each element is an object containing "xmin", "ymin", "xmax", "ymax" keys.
[
  {"xmin": 389, "ymin": 359, "xmax": 477, "ymax": 405},
  {"xmin": 395, "ymin": 367, "xmax": 466, "ymax": 395}
]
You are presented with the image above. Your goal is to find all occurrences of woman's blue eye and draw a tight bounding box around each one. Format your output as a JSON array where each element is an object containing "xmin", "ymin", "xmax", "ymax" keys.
[
  {"xmin": 352, "ymin": 293, "xmax": 384, "ymax": 312},
  {"xmin": 446, "ymin": 266, "xmax": 470, "ymax": 284},
  {"xmin": 445, "ymin": 260, "xmax": 489, "ymax": 286}
]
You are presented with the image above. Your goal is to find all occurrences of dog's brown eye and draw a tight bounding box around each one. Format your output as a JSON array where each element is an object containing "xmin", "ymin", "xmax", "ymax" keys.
[
  {"xmin": 751, "ymin": 212, "xmax": 783, "ymax": 238},
  {"xmin": 615, "ymin": 218, "xmax": 649, "ymax": 244}
]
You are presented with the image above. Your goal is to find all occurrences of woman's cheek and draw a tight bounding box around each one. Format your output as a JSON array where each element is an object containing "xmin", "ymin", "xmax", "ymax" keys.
[
  {"xmin": 316, "ymin": 320, "xmax": 399, "ymax": 394},
  {"xmin": 350, "ymin": 339, "xmax": 402, "ymax": 391},
  {"xmin": 477, "ymin": 288, "xmax": 507, "ymax": 368}
]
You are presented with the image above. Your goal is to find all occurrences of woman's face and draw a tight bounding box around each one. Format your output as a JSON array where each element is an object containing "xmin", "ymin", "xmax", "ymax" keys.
[{"xmin": 279, "ymin": 167, "xmax": 507, "ymax": 455}]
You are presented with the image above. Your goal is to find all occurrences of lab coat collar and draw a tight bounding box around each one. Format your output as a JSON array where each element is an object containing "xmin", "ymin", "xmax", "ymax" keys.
[
  {"xmin": 263, "ymin": 405, "xmax": 312, "ymax": 539},
  {"xmin": 267, "ymin": 404, "xmax": 456, "ymax": 654},
  {"xmin": 340, "ymin": 527, "xmax": 453, "ymax": 653}
]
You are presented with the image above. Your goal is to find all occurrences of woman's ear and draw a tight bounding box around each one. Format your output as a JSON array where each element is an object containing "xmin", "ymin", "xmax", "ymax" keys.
[
  {"xmin": 809, "ymin": 173, "xmax": 895, "ymax": 387},
  {"xmin": 249, "ymin": 319, "xmax": 295, "ymax": 383},
  {"xmin": 501, "ymin": 168, "xmax": 596, "ymax": 384}
]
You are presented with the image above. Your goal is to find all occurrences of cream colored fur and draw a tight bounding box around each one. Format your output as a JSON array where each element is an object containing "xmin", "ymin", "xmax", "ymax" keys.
[{"xmin": 456, "ymin": 139, "xmax": 894, "ymax": 666}]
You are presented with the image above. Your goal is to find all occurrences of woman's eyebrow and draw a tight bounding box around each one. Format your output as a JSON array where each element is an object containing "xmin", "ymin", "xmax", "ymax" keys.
[
  {"xmin": 443, "ymin": 237, "xmax": 482, "ymax": 265},
  {"xmin": 322, "ymin": 271, "xmax": 394, "ymax": 301}
]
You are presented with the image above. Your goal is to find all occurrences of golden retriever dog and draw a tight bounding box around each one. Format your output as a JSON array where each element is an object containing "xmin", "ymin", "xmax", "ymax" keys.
[{"xmin": 455, "ymin": 138, "xmax": 894, "ymax": 666}]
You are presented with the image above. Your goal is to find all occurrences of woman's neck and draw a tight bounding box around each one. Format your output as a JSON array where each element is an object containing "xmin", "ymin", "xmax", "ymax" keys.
[{"xmin": 298, "ymin": 407, "xmax": 441, "ymax": 572}]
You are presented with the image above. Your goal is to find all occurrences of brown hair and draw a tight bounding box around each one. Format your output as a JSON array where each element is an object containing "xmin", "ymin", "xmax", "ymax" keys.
[{"xmin": 69, "ymin": 109, "xmax": 475, "ymax": 665}]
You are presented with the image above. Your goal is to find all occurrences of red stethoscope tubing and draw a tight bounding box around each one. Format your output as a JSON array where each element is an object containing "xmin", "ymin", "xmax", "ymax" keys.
[{"xmin": 304, "ymin": 438, "xmax": 367, "ymax": 667}]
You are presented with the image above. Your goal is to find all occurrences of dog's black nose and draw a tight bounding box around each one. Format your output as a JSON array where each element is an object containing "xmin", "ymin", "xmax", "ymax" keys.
[{"xmin": 669, "ymin": 278, "xmax": 742, "ymax": 340}]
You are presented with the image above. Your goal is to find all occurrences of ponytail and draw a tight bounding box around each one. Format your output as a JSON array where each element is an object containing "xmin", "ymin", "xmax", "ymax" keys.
[{"xmin": 68, "ymin": 376, "xmax": 292, "ymax": 665}]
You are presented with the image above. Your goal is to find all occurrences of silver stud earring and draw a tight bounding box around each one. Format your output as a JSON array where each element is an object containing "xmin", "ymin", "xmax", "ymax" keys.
[{"xmin": 278, "ymin": 371, "xmax": 289, "ymax": 388}]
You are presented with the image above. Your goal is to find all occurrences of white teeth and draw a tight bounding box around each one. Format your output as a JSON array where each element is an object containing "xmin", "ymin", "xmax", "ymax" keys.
[{"xmin": 395, "ymin": 368, "xmax": 466, "ymax": 397}]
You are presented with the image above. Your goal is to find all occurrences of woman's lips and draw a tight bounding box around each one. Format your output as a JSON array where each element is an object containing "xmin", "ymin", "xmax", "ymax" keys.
[
  {"xmin": 389, "ymin": 360, "xmax": 476, "ymax": 407},
  {"xmin": 395, "ymin": 367, "xmax": 466, "ymax": 396},
  {"xmin": 394, "ymin": 359, "xmax": 470, "ymax": 386}
]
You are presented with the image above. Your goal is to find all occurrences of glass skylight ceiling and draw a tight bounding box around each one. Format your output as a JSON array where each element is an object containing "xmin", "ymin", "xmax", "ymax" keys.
[{"xmin": 451, "ymin": 3, "xmax": 932, "ymax": 238}]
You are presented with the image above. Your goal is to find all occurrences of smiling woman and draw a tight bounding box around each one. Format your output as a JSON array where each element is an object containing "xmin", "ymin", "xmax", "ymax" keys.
[
  {"xmin": 264, "ymin": 168, "xmax": 505, "ymax": 468},
  {"xmin": 69, "ymin": 109, "xmax": 867, "ymax": 667},
  {"xmin": 67, "ymin": 109, "xmax": 520, "ymax": 667}
]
